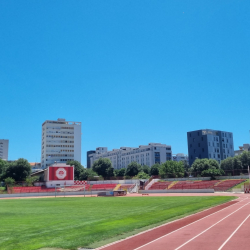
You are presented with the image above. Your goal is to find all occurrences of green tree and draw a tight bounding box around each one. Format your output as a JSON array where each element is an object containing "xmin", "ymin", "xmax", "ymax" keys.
[
  {"xmin": 125, "ymin": 162, "xmax": 141, "ymax": 176},
  {"xmin": 4, "ymin": 177, "xmax": 15, "ymax": 187},
  {"xmin": 240, "ymin": 151, "xmax": 250, "ymax": 170},
  {"xmin": 67, "ymin": 160, "xmax": 84, "ymax": 180},
  {"xmin": 133, "ymin": 171, "xmax": 150, "ymax": 179},
  {"xmin": 0, "ymin": 159, "xmax": 9, "ymax": 181},
  {"xmin": 116, "ymin": 168, "xmax": 126, "ymax": 177},
  {"xmin": 159, "ymin": 161, "xmax": 184, "ymax": 178},
  {"xmin": 92, "ymin": 158, "xmax": 113, "ymax": 178},
  {"xmin": 201, "ymin": 168, "xmax": 225, "ymax": 179},
  {"xmin": 4, "ymin": 158, "xmax": 31, "ymax": 182},
  {"xmin": 150, "ymin": 164, "xmax": 160, "ymax": 175},
  {"xmin": 191, "ymin": 158, "xmax": 223, "ymax": 179},
  {"xmin": 79, "ymin": 168, "xmax": 98, "ymax": 180},
  {"xmin": 25, "ymin": 176, "xmax": 39, "ymax": 186},
  {"xmin": 142, "ymin": 165, "xmax": 150, "ymax": 174},
  {"xmin": 220, "ymin": 157, "xmax": 234, "ymax": 170}
]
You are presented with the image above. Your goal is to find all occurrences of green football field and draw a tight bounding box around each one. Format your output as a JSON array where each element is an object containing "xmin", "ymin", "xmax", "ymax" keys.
[{"xmin": 0, "ymin": 196, "xmax": 235, "ymax": 250}]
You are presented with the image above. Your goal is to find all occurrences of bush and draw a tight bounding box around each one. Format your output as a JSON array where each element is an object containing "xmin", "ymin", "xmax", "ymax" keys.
[
  {"xmin": 4, "ymin": 177, "xmax": 15, "ymax": 187},
  {"xmin": 133, "ymin": 171, "xmax": 150, "ymax": 180},
  {"xmin": 25, "ymin": 176, "xmax": 39, "ymax": 186}
]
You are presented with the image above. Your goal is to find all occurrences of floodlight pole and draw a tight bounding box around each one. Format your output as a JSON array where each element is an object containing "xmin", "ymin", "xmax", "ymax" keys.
[{"xmin": 84, "ymin": 185, "xmax": 85, "ymax": 198}]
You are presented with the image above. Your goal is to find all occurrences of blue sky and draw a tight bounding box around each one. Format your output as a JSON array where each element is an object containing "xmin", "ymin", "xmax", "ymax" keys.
[{"xmin": 0, "ymin": 1, "xmax": 249, "ymax": 166}]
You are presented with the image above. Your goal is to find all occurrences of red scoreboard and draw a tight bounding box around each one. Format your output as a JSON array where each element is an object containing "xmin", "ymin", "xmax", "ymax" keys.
[{"xmin": 48, "ymin": 166, "xmax": 74, "ymax": 181}]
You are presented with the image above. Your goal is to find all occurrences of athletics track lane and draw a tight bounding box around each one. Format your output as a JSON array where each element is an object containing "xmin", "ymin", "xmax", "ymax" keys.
[
  {"xmin": 136, "ymin": 197, "xmax": 249, "ymax": 250},
  {"xmin": 97, "ymin": 198, "xmax": 240, "ymax": 250}
]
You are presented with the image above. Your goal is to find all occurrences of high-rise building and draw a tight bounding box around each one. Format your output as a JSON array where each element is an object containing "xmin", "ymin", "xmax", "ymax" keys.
[
  {"xmin": 41, "ymin": 118, "xmax": 81, "ymax": 169},
  {"xmin": 0, "ymin": 139, "xmax": 9, "ymax": 160},
  {"xmin": 187, "ymin": 129, "xmax": 234, "ymax": 166},
  {"xmin": 88, "ymin": 143, "xmax": 172, "ymax": 169}
]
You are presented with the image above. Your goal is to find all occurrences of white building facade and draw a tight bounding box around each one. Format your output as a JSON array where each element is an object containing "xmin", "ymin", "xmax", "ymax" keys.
[
  {"xmin": 234, "ymin": 144, "xmax": 250, "ymax": 156},
  {"xmin": 0, "ymin": 139, "xmax": 9, "ymax": 160},
  {"xmin": 88, "ymin": 143, "xmax": 172, "ymax": 169},
  {"xmin": 172, "ymin": 153, "xmax": 188, "ymax": 162},
  {"xmin": 41, "ymin": 118, "xmax": 81, "ymax": 169}
]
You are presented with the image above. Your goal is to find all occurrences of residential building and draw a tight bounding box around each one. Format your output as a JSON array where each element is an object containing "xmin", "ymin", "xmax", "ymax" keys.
[
  {"xmin": 87, "ymin": 150, "xmax": 96, "ymax": 168},
  {"xmin": 41, "ymin": 118, "xmax": 81, "ymax": 169},
  {"xmin": 88, "ymin": 143, "xmax": 172, "ymax": 169},
  {"xmin": 0, "ymin": 139, "xmax": 9, "ymax": 160},
  {"xmin": 187, "ymin": 129, "xmax": 234, "ymax": 166},
  {"xmin": 234, "ymin": 144, "xmax": 250, "ymax": 156},
  {"xmin": 173, "ymin": 153, "xmax": 188, "ymax": 162},
  {"xmin": 29, "ymin": 162, "xmax": 42, "ymax": 173}
]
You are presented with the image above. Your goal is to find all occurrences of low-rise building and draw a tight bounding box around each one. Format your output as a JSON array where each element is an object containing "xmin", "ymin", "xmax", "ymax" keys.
[
  {"xmin": 88, "ymin": 143, "xmax": 172, "ymax": 169},
  {"xmin": 172, "ymin": 153, "xmax": 188, "ymax": 162},
  {"xmin": 234, "ymin": 144, "xmax": 250, "ymax": 156},
  {"xmin": 29, "ymin": 162, "xmax": 43, "ymax": 173}
]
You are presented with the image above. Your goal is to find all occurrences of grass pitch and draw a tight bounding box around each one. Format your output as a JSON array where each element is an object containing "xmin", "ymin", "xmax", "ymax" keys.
[{"xmin": 0, "ymin": 196, "xmax": 235, "ymax": 250}]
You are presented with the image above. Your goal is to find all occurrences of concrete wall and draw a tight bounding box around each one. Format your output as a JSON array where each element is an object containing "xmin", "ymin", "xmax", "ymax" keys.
[
  {"xmin": 216, "ymin": 175, "xmax": 249, "ymax": 180},
  {"xmin": 140, "ymin": 189, "xmax": 214, "ymax": 193},
  {"xmin": 163, "ymin": 177, "xmax": 211, "ymax": 181}
]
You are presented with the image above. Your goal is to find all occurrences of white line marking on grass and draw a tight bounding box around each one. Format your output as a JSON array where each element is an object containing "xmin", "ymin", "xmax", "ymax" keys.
[
  {"xmin": 134, "ymin": 198, "xmax": 248, "ymax": 250},
  {"xmin": 174, "ymin": 201, "xmax": 250, "ymax": 250},
  {"xmin": 218, "ymin": 214, "xmax": 250, "ymax": 250}
]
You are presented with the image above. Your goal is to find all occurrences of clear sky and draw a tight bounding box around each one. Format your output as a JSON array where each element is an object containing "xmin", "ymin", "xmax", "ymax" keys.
[{"xmin": 0, "ymin": 1, "xmax": 249, "ymax": 166}]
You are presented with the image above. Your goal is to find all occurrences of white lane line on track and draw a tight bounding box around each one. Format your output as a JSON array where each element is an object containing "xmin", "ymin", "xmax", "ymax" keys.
[
  {"xmin": 174, "ymin": 201, "xmax": 250, "ymax": 250},
  {"xmin": 218, "ymin": 213, "xmax": 250, "ymax": 250},
  {"xmin": 132, "ymin": 198, "xmax": 248, "ymax": 250}
]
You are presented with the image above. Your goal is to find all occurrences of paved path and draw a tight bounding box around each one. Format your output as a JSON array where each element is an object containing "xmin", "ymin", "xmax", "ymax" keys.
[{"xmin": 97, "ymin": 195, "xmax": 250, "ymax": 250}]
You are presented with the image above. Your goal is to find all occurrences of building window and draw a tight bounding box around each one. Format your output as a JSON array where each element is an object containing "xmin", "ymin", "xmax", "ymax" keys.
[
  {"xmin": 198, "ymin": 143, "xmax": 200, "ymax": 147},
  {"xmin": 190, "ymin": 144, "xmax": 192, "ymax": 148},
  {"xmin": 217, "ymin": 143, "xmax": 219, "ymax": 147},
  {"xmin": 154, "ymin": 152, "xmax": 160, "ymax": 164},
  {"xmin": 201, "ymin": 137, "xmax": 203, "ymax": 141},
  {"xmin": 190, "ymin": 133, "xmax": 191, "ymax": 137},
  {"xmin": 198, "ymin": 132, "xmax": 199, "ymax": 136},
  {"xmin": 194, "ymin": 149, "xmax": 196, "ymax": 153},
  {"xmin": 202, "ymin": 148, "xmax": 204, "ymax": 152},
  {"xmin": 193, "ymin": 138, "xmax": 195, "ymax": 142}
]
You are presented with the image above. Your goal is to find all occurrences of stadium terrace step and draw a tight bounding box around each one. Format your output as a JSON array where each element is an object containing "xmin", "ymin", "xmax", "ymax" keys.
[
  {"xmin": 167, "ymin": 181, "xmax": 178, "ymax": 189},
  {"xmin": 214, "ymin": 180, "xmax": 226, "ymax": 186},
  {"xmin": 113, "ymin": 184, "xmax": 121, "ymax": 191}
]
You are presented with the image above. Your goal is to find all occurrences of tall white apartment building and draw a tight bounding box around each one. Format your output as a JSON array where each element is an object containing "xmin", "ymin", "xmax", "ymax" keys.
[
  {"xmin": 41, "ymin": 118, "xmax": 81, "ymax": 169},
  {"xmin": 0, "ymin": 139, "xmax": 9, "ymax": 160},
  {"xmin": 88, "ymin": 143, "xmax": 172, "ymax": 169}
]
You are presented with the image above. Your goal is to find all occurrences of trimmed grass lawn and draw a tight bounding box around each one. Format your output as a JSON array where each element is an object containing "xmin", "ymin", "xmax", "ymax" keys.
[{"xmin": 0, "ymin": 196, "xmax": 235, "ymax": 250}]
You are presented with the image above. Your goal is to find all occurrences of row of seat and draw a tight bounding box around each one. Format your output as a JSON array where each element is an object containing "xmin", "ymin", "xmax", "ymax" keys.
[{"xmin": 149, "ymin": 179, "xmax": 246, "ymax": 191}]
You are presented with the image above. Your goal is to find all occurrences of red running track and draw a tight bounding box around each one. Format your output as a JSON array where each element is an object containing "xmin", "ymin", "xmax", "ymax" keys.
[{"xmin": 97, "ymin": 197, "xmax": 250, "ymax": 250}]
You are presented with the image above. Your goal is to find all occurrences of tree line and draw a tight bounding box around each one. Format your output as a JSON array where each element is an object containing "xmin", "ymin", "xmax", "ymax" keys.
[{"xmin": 1, "ymin": 151, "xmax": 249, "ymax": 185}]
